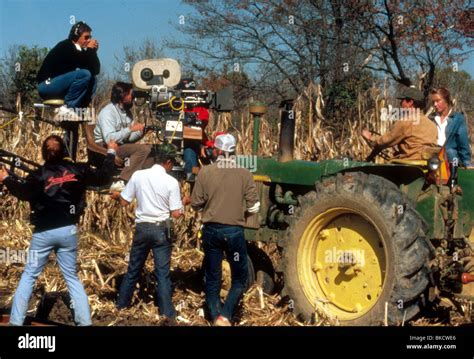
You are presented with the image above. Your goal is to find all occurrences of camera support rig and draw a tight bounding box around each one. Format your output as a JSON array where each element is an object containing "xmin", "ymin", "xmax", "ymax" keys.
[
  {"xmin": 131, "ymin": 58, "xmax": 233, "ymax": 178},
  {"xmin": 0, "ymin": 149, "xmax": 41, "ymax": 196}
]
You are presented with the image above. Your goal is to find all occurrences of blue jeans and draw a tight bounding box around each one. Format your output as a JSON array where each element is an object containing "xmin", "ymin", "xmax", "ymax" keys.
[
  {"xmin": 38, "ymin": 69, "xmax": 96, "ymax": 160},
  {"xmin": 117, "ymin": 223, "xmax": 176, "ymax": 318},
  {"xmin": 9, "ymin": 225, "xmax": 92, "ymax": 326},
  {"xmin": 202, "ymin": 223, "xmax": 248, "ymax": 321},
  {"xmin": 183, "ymin": 145, "xmax": 199, "ymax": 176},
  {"xmin": 38, "ymin": 69, "xmax": 96, "ymax": 109},
  {"xmin": 446, "ymin": 148, "xmax": 471, "ymax": 167}
]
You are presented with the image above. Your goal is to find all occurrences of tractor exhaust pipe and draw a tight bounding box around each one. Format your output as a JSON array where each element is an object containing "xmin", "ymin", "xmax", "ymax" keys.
[
  {"xmin": 249, "ymin": 102, "xmax": 267, "ymax": 156},
  {"xmin": 278, "ymin": 99, "xmax": 295, "ymax": 162}
]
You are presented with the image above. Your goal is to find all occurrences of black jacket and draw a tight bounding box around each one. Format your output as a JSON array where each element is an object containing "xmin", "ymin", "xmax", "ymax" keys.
[
  {"xmin": 4, "ymin": 154, "xmax": 115, "ymax": 232},
  {"xmin": 37, "ymin": 39, "xmax": 100, "ymax": 83}
]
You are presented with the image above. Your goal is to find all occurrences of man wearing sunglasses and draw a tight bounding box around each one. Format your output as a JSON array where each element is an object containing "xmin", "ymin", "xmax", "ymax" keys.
[
  {"xmin": 37, "ymin": 21, "xmax": 100, "ymax": 118},
  {"xmin": 37, "ymin": 21, "xmax": 100, "ymax": 159}
]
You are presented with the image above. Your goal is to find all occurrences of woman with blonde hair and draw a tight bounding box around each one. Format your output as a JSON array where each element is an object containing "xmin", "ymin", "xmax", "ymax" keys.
[{"xmin": 430, "ymin": 87, "xmax": 471, "ymax": 167}]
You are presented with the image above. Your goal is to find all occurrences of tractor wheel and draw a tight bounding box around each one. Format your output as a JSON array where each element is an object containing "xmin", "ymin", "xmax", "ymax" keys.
[{"xmin": 282, "ymin": 172, "xmax": 434, "ymax": 325}]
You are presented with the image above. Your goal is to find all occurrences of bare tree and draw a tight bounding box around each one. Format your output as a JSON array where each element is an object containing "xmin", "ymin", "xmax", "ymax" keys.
[
  {"xmin": 172, "ymin": 0, "xmax": 472, "ymax": 102},
  {"xmin": 113, "ymin": 39, "xmax": 164, "ymax": 81},
  {"xmin": 171, "ymin": 0, "xmax": 366, "ymax": 97},
  {"xmin": 351, "ymin": 0, "xmax": 472, "ymax": 97}
]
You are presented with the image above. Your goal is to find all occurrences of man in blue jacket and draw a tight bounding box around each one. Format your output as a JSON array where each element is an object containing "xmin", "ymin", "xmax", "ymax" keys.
[{"xmin": 443, "ymin": 112, "xmax": 472, "ymax": 167}]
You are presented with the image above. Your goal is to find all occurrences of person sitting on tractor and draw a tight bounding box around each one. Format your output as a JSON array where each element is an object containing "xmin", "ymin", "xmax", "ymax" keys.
[
  {"xmin": 94, "ymin": 82, "xmax": 154, "ymax": 191},
  {"xmin": 362, "ymin": 87, "xmax": 438, "ymax": 161},
  {"xmin": 430, "ymin": 87, "xmax": 472, "ymax": 167}
]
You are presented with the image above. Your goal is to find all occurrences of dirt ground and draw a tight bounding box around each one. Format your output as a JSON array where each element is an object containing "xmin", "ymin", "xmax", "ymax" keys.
[
  {"xmin": 0, "ymin": 219, "xmax": 303, "ymax": 326},
  {"xmin": 1, "ymin": 218, "xmax": 472, "ymax": 327}
]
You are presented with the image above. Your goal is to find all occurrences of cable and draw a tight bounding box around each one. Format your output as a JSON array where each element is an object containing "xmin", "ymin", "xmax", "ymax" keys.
[
  {"xmin": 168, "ymin": 110, "xmax": 184, "ymax": 143},
  {"xmin": 0, "ymin": 117, "xmax": 18, "ymax": 130},
  {"xmin": 169, "ymin": 96, "xmax": 184, "ymax": 111},
  {"xmin": 0, "ymin": 113, "xmax": 35, "ymax": 130},
  {"xmin": 156, "ymin": 97, "xmax": 185, "ymax": 142}
]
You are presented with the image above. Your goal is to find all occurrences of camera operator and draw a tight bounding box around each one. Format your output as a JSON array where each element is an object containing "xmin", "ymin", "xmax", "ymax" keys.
[{"xmin": 94, "ymin": 82, "xmax": 154, "ymax": 191}]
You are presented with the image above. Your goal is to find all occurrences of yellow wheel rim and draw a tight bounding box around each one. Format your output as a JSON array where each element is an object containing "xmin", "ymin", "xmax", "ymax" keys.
[{"xmin": 297, "ymin": 207, "xmax": 387, "ymax": 321}]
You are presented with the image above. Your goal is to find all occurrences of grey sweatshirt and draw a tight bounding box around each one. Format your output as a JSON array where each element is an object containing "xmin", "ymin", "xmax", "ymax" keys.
[{"xmin": 94, "ymin": 103, "xmax": 143, "ymax": 144}]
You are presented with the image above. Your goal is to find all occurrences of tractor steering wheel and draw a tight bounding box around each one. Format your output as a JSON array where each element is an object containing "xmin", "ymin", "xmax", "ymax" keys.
[{"xmin": 363, "ymin": 129, "xmax": 391, "ymax": 162}]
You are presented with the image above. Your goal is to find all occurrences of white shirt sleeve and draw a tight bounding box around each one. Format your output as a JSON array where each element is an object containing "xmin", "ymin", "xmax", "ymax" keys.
[
  {"xmin": 169, "ymin": 179, "xmax": 183, "ymax": 211},
  {"xmin": 247, "ymin": 201, "xmax": 261, "ymax": 213},
  {"xmin": 120, "ymin": 174, "xmax": 136, "ymax": 203}
]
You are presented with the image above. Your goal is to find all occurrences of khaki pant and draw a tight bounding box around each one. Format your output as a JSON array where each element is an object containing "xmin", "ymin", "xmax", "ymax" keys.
[{"xmin": 117, "ymin": 143, "xmax": 154, "ymax": 181}]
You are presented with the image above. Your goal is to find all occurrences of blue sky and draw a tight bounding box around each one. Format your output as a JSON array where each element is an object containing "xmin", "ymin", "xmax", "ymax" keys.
[
  {"xmin": 0, "ymin": 0, "xmax": 473, "ymax": 79},
  {"xmin": 0, "ymin": 0, "xmax": 191, "ymax": 77}
]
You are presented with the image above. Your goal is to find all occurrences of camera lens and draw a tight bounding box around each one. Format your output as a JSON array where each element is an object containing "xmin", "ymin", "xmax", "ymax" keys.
[{"xmin": 140, "ymin": 68, "xmax": 154, "ymax": 81}]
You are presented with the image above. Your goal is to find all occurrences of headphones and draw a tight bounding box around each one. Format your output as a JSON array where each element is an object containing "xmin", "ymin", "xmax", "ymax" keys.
[{"xmin": 69, "ymin": 21, "xmax": 88, "ymax": 41}]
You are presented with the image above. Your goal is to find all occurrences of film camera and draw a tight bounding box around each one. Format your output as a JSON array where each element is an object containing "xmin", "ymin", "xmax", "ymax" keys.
[
  {"xmin": 131, "ymin": 58, "xmax": 233, "ymax": 178},
  {"xmin": 132, "ymin": 58, "xmax": 233, "ymax": 116}
]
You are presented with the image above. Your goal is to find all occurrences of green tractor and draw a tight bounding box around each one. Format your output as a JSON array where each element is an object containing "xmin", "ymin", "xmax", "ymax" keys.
[{"xmin": 242, "ymin": 100, "xmax": 474, "ymax": 326}]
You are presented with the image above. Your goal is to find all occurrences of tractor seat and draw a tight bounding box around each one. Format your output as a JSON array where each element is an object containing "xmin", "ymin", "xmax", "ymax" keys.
[
  {"xmin": 389, "ymin": 159, "xmax": 428, "ymax": 167},
  {"xmin": 389, "ymin": 146, "xmax": 441, "ymax": 167}
]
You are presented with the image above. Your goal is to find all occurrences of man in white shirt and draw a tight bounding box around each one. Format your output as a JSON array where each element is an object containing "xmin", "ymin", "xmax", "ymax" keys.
[{"xmin": 113, "ymin": 143, "xmax": 189, "ymax": 321}]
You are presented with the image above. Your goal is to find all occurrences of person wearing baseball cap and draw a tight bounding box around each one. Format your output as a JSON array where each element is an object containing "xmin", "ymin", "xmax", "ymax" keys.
[
  {"xmin": 396, "ymin": 87, "xmax": 425, "ymax": 103},
  {"xmin": 191, "ymin": 133, "xmax": 260, "ymax": 326},
  {"xmin": 112, "ymin": 142, "xmax": 190, "ymax": 324},
  {"xmin": 362, "ymin": 86, "xmax": 438, "ymax": 160}
]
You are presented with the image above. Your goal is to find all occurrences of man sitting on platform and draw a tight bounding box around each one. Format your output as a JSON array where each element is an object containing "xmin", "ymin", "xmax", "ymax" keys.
[{"xmin": 94, "ymin": 82, "xmax": 153, "ymax": 191}]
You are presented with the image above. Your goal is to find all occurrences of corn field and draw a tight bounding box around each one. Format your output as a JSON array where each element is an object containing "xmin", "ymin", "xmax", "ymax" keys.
[{"xmin": 0, "ymin": 83, "xmax": 466, "ymax": 326}]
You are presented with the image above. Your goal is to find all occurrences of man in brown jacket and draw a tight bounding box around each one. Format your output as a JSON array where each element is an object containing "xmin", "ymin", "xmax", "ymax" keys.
[
  {"xmin": 362, "ymin": 87, "xmax": 438, "ymax": 160},
  {"xmin": 191, "ymin": 134, "xmax": 260, "ymax": 326}
]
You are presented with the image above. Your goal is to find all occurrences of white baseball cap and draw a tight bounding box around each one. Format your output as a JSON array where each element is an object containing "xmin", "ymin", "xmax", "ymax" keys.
[{"xmin": 214, "ymin": 133, "xmax": 236, "ymax": 152}]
